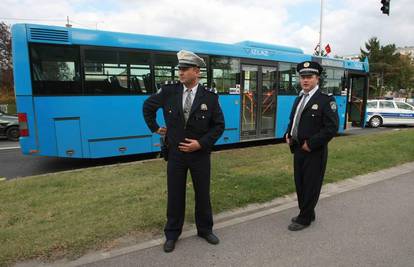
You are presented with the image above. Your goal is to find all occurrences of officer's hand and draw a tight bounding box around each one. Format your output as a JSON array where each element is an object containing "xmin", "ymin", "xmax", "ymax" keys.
[
  {"xmin": 178, "ymin": 138, "xmax": 201, "ymax": 152},
  {"xmin": 156, "ymin": 127, "xmax": 167, "ymax": 136},
  {"xmin": 302, "ymin": 140, "xmax": 311, "ymax": 152},
  {"xmin": 285, "ymin": 134, "xmax": 292, "ymax": 145}
]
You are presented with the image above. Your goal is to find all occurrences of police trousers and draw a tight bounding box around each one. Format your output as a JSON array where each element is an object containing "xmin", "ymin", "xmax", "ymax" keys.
[
  {"xmin": 164, "ymin": 149, "xmax": 213, "ymax": 240},
  {"xmin": 293, "ymin": 144, "xmax": 328, "ymax": 225}
]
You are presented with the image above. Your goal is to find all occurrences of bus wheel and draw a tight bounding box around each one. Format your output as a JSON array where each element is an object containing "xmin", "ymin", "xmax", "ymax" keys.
[
  {"xmin": 369, "ymin": 116, "xmax": 382, "ymax": 128},
  {"xmin": 6, "ymin": 126, "xmax": 20, "ymax": 141}
]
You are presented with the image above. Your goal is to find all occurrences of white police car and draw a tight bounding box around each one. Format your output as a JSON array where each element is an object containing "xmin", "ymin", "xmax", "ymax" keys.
[{"xmin": 366, "ymin": 99, "xmax": 414, "ymax": 128}]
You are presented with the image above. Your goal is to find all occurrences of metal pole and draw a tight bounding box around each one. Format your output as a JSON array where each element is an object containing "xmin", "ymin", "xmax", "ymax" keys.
[
  {"xmin": 318, "ymin": 0, "xmax": 324, "ymax": 55},
  {"xmin": 65, "ymin": 16, "xmax": 72, "ymax": 28}
]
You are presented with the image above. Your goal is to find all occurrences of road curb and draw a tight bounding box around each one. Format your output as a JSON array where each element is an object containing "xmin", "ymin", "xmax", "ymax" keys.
[{"xmin": 43, "ymin": 161, "xmax": 414, "ymax": 267}]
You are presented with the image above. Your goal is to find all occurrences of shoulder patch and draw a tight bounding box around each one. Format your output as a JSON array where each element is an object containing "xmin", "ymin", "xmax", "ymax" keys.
[
  {"xmin": 204, "ymin": 87, "xmax": 218, "ymax": 94},
  {"xmin": 164, "ymin": 80, "xmax": 180, "ymax": 85},
  {"xmin": 321, "ymin": 91, "xmax": 333, "ymax": 97},
  {"xmin": 161, "ymin": 81, "xmax": 180, "ymax": 91},
  {"xmin": 160, "ymin": 81, "xmax": 181, "ymax": 94}
]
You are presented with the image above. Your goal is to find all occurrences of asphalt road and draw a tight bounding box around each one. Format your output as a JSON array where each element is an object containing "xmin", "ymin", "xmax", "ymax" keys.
[
  {"xmin": 0, "ymin": 146, "xmax": 158, "ymax": 180},
  {"xmin": 0, "ymin": 126, "xmax": 404, "ymax": 180},
  {"xmin": 82, "ymin": 168, "xmax": 414, "ymax": 267},
  {"xmin": 0, "ymin": 139, "xmax": 20, "ymax": 149}
]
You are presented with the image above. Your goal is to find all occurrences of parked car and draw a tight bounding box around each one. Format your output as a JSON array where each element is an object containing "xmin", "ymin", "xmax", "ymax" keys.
[
  {"xmin": 366, "ymin": 99, "xmax": 414, "ymax": 128},
  {"xmin": 0, "ymin": 112, "xmax": 20, "ymax": 141}
]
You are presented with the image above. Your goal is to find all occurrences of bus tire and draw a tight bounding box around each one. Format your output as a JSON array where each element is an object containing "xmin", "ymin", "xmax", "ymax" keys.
[
  {"xmin": 369, "ymin": 116, "xmax": 382, "ymax": 128},
  {"xmin": 6, "ymin": 126, "xmax": 20, "ymax": 141}
]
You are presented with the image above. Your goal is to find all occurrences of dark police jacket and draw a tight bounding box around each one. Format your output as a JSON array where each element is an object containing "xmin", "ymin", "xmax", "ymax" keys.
[
  {"xmin": 286, "ymin": 89, "xmax": 339, "ymax": 152},
  {"xmin": 143, "ymin": 82, "xmax": 225, "ymax": 153}
]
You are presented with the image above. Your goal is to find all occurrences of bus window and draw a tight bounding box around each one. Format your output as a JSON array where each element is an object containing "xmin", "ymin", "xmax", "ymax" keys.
[
  {"xmin": 291, "ymin": 65, "xmax": 300, "ymax": 93},
  {"xmin": 262, "ymin": 66, "xmax": 277, "ymax": 92},
  {"xmin": 30, "ymin": 44, "xmax": 81, "ymax": 95},
  {"xmin": 153, "ymin": 54, "xmax": 178, "ymax": 91},
  {"xmin": 211, "ymin": 57, "xmax": 240, "ymax": 94},
  {"xmin": 84, "ymin": 49, "xmax": 129, "ymax": 95},
  {"xmin": 199, "ymin": 66, "xmax": 208, "ymax": 86},
  {"xmin": 320, "ymin": 67, "xmax": 344, "ymax": 96},
  {"xmin": 278, "ymin": 63, "xmax": 298, "ymax": 95},
  {"xmin": 278, "ymin": 63, "xmax": 290, "ymax": 95},
  {"xmin": 120, "ymin": 51, "xmax": 152, "ymax": 94}
]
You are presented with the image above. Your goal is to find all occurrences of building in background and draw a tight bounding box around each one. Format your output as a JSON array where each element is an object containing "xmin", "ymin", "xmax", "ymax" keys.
[
  {"xmin": 396, "ymin": 46, "xmax": 414, "ymax": 65},
  {"xmin": 340, "ymin": 54, "xmax": 361, "ymax": 61}
]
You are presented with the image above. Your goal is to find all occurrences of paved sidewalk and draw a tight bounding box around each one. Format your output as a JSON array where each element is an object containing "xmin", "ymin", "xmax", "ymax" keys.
[{"xmin": 39, "ymin": 162, "xmax": 414, "ymax": 267}]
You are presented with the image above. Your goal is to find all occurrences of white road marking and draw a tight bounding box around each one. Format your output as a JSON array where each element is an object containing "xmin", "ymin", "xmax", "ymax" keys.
[{"xmin": 0, "ymin": 146, "xmax": 20, "ymax": 151}]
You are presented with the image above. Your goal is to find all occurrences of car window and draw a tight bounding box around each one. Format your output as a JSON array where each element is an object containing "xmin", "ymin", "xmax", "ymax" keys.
[
  {"xmin": 366, "ymin": 101, "xmax": 377, "ymax": 109},
  {"xmin": 395, "ymin": 102, "xmax": 414, "ymax": 111},
  {"xmin": 379, "ymin": 101, "xmax": 395, "ymax": 109}
]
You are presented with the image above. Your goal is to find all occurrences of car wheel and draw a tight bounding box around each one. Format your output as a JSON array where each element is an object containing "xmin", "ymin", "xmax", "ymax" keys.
[
  {"xmin": 6, "ymin": 126, "xmax": 20, "ymax": 141},
  {"xmin": 369, "ymin": 116, "xmax": 382, "ymax": 128}
]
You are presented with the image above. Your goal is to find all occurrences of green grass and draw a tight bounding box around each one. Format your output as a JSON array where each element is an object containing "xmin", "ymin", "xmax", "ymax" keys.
[{"xmin": 1, "ymin": 128, "xmax": 414, "ymax": 266}]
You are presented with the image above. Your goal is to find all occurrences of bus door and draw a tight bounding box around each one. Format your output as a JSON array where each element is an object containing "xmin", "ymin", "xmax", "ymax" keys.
[
  {"xmin": 347, "ymin": 73, "xmax": 368, "ymax": 127},
  {"xmin": 240, "ymin": 64, "xmax": 277, "ymax": 140}
]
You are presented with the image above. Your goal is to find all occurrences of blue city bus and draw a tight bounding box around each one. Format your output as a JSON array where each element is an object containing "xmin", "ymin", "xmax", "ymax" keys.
[{"xmin": 12, "ymin": 24, "xmax": 369, "ymax": 158}]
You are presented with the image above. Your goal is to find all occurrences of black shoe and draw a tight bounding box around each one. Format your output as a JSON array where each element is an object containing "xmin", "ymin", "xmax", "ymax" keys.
[
  {"xmin": 163, "ymin": 240, "xmax": 176, "ymax": 253},
  {"xmin": 288, "ymin": 222, "xmax": 310, "ymax": 231},
  {"xmin": 291, "ymin": 215, "xmax": 315, "ymax": 223},
  {"xmin": 198, "ymin": 233, "xmax": 220, "ymax": 245}
]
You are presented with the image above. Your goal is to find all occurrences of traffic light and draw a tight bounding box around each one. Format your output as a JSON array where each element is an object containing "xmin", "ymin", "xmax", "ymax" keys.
[{"xmin": 381, "ymin": 0, "xmax": 390, "ymax": 15}]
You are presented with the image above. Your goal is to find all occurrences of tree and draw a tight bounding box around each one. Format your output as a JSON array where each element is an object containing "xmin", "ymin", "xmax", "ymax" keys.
[
  {"xmin": 359, "ymin": 37, "xmax": 412, "ymax": 97},
  {"xmin": 360, "ymin": 37, "xmax": 383, "ymax": 97},
  {"xmin": 395, "ymin": 54, "xmax": 414, "ymax": 91},
  {"xmin": 360, "ymin": 37, "xmax": 381, "ymax": 63},
  {"xmin": 0, "ymin": 22, "xmax": 12, "ymax": 71},
  {"xmin": 0, "ymin": 21, "xmax": 14, "ymax": 101}
]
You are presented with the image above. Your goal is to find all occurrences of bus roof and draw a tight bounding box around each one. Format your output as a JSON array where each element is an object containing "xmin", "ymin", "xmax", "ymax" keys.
[{"xmin": 13, "ymin": 23, "xmax": 368, "ymax": 71}]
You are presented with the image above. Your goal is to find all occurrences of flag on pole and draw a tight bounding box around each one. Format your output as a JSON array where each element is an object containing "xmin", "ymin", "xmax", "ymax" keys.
[{"xmin": 325, "ymin": 44, "xmax": 331, "ymax": 54}]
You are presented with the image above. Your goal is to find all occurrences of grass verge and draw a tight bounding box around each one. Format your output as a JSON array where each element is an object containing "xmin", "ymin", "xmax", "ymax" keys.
[{"xmin": 1, "ymin": 128, "xmax": 414, "ymax": 266}]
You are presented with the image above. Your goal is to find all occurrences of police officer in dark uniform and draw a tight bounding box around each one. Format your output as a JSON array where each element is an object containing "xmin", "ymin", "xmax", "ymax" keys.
[
  {"xmin": 285, "ymin": 61, "xmax": 339, "ymax": 231},
  {"xmin": 143, "ymin": 50, "xmax": 225, "ymax": 252}
]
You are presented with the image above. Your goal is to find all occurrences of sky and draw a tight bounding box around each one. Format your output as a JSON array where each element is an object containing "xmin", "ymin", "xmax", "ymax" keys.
[{"xmin": 1, "ymin": 0, "xmax": 413, "ymax": 56}]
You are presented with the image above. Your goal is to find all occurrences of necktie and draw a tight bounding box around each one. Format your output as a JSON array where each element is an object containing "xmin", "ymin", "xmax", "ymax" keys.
[
  {"xmin": 183, "ymin": 88, "xmax": 192, "ymax": 124},
  {"xmin": 291, "ymin": 93, "xmax": 309, "ymax": 141}
]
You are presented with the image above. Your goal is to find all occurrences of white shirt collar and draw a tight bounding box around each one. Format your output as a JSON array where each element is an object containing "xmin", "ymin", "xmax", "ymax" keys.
[
  {"xmin": 300, "ymin": 85, "xmax": 319, "ymax": 98},
  {"xmin": 183, "ymin": 84, "xmax": 198, "ymax": 94}
]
